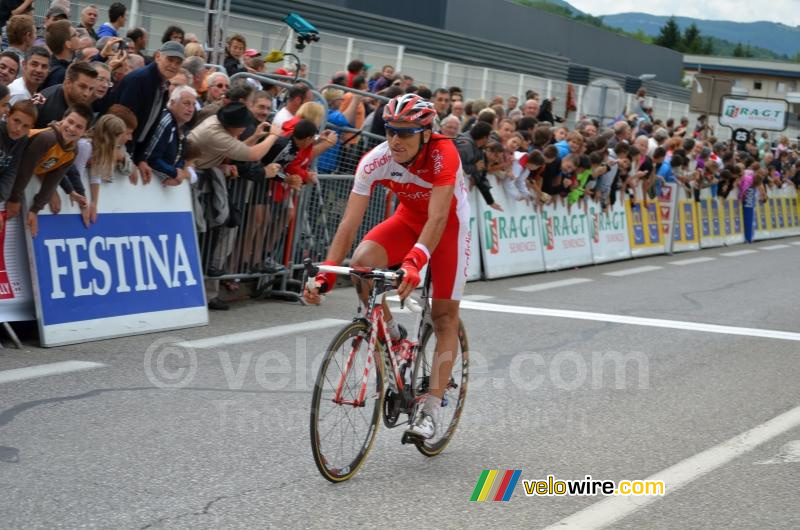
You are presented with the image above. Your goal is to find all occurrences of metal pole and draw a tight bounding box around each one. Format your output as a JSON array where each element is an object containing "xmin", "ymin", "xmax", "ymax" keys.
[
  {"xmin": 598, "ymin": 85, "xmax": 608, "ymax": 125},
  {"xmin": 395, "ymin": 45, "xmax": 404, "ymax": 72}
]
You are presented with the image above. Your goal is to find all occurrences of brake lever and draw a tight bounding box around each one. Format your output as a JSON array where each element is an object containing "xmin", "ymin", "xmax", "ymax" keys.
[{"xmin": 395, "ymin": 269, "xmax": 406, "ymax": 309}]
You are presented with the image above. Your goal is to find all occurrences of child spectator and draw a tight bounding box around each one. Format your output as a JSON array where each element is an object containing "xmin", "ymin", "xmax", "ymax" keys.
[{"xmin": 7, "ymin": 104, "xmax": 93, "ymax": 236}]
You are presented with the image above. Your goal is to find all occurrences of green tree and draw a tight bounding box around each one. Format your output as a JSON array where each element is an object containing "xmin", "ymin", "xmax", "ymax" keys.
[
  {"xmin": 732, "ymin": 42, "xmax": 754, "ymax": 57},
  {"xmin": 654, "ymin": 16, "xmax": 682, "ymax": 50},
  {"xmin": 701, "ymin": 37, "xmax": 714, "ymax": 55},
  {"xmin": 682, "ymin": 23, "xmax": 702, "ymax": 52}
]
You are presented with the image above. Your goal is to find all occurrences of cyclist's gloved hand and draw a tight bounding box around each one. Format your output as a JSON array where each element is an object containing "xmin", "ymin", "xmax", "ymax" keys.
[
  {"xmin": 398, "ymin": 245, "xmax": 429, "ymax": 299},
  {"xmin": 315, "ymin": 260, "xmax": 338, "ymax": 294}
]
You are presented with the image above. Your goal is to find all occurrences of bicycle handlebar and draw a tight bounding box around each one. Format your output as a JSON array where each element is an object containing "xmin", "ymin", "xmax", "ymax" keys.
[{"xmin": 302, "ymin": 258, "xmax": 405, "ymax": 293}]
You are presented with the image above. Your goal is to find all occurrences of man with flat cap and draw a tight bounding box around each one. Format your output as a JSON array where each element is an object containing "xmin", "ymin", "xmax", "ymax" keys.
[{"xmin": 115, "ymin": 40, "xmax": 187, "ymax": 183}]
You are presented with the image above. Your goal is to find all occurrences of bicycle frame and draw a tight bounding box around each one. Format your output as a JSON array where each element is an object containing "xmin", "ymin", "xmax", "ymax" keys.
[{"xmin": 333, "ymin": 296, "xmax": 411, "ymax": 407}]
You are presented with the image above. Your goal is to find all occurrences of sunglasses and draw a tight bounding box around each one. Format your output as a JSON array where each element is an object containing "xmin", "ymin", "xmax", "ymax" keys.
[
  {"xmin": 214, "ymin": 83, "xmax": 229, "ymax": 89},
  {"xmin": 385, "ymin": 125, "xmax": 425, "ymax": 139}
]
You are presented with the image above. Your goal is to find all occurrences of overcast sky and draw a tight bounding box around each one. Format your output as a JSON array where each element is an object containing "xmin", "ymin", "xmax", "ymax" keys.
[{"xmin": 567, "ymin": 0, "xmax": 800, "ymax": 26}]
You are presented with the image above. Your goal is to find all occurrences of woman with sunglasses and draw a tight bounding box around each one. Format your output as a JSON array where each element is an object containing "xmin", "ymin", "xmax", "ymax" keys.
[{"xmin": 304, "ymin": 93, "xmax": 470, "ymax": 442}]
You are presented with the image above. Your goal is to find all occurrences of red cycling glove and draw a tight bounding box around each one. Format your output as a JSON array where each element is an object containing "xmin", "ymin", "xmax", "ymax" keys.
[
  {"xmin": 400, "ymin": 245, "xmax": 429, "ymax": 291},
  {"xmin": 315, "ymin": 260, "xmax": 338, "ymax": 294}
]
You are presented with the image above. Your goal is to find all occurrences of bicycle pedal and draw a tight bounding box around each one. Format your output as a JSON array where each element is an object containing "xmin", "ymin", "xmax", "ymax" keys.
[{"xmin": 401, "ymin": 432, "xmax": 422, "ymax": 446}]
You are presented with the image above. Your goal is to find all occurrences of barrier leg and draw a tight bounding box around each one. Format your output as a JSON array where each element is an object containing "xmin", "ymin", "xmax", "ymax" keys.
[{"xmin": 2, "ymin": 322, "xmax": 22, "ymax": 349}]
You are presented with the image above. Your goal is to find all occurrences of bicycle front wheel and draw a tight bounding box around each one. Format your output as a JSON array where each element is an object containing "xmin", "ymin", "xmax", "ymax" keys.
[
  {"xmin": 412, "ymin": 319, "xmax": 469, "ymax": 456},
  {"xmin": 310, "ymin": 320, "xmax": 384, "ymax": 482}
]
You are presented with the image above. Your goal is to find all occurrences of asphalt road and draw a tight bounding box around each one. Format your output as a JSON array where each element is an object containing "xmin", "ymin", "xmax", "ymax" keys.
[{"xmin": 2, "ymin": 238, "xmax": 800, "ymax": 529}]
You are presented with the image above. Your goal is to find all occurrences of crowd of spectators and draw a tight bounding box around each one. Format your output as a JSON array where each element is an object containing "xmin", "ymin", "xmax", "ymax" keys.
[{"xmin": 0, "ymin": 1, "xmax": 795, "ymax": 312}]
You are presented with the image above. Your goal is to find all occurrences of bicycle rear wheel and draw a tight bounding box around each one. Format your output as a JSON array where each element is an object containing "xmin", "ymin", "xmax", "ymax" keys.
[
  {"xmin": 310, "ymin": 320, "xmax": 384, "ymax": 482},
  {"xmin": 411, "ymin": 319, "xmax": 469, "ymax": 456}
]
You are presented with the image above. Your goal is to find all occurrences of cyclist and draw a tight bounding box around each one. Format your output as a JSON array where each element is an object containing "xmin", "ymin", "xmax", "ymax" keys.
[{"xmin": 304, "ymin": 93, "xmax": 470, "ymax": 441}]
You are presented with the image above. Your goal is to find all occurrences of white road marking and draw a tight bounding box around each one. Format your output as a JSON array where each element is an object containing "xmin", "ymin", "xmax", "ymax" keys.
[
  {"xmin": 720, "ymin": 250, "xmax": 759, "ymax": 257},
  {"xmin": 459, "ymin": 300, "xmax": 800, "ymax": 342},
  {"xmin": 668, "ymin": 257, "xmax": 716, "ymax": 266},
  {"xmin": 511, "ymin": 278, "xmax": 593, "ymax": 292},
  {"xmin": 603, "ymin": 266, "xmax": 663, "ymax": 277},
  {"xmin": 462, "ymin": 294, "xmax": 495, "ymax": 301},
  {"xmin": 791, "ymin": 242, "xmax": 800, "ymax": 246},
  {"xmin": 0, "ymin": 361, "xmax": 106, "ymax": 385},
  {"xmin": 177, "ymin": 319, "xmax": 348, "ymax": 349},
  {"xmin": 759, "ymin": 244, "xmax": 790, "ymax": 250},
  {"xmin": 544, "ymin": 405, "xmax": 800, "ymax": 529},
  {"xmin": 754, "ymin": 440, "xmax": 800, "ymax": 465}
]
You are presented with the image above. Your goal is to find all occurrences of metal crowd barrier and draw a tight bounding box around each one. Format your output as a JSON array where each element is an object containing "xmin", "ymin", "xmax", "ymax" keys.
[
  {"xmin": 230, "ymin": 72, "xmax": 326, "ymax": 108},
  {"xmin": 288, "ymin": 176, "xmax": 395, "ymax": 277},
  {"xmin": 196, "ymin": 168, "xmax": 303, "ymax": 302},
  {"xmin": 193, "ymin": 74, "xmax": 393, "ymax": 303}
]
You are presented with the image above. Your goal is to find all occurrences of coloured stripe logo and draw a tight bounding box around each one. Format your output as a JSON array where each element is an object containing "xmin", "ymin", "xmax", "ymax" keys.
[{"xmin": 470, "ymin": 470, "xmax": 522, "ymax": 501}]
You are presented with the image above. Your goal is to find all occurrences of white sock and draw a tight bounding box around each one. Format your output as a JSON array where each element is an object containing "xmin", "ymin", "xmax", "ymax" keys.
[
  {"xmin": 423, "ymin": 395, "xmax": 441, "ymax": 413},
  {"xmin": 386, "ymin": 318, "xmax": 401, "ymax": 340}
]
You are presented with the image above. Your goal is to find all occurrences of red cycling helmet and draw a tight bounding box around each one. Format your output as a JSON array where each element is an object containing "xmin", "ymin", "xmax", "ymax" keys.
[{"xmin": 382, "ymin": 93, "xmax": 436, "ymax": 127}]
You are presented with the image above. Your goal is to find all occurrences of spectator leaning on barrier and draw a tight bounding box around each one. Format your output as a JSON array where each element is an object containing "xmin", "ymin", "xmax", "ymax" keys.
[
  {"xmin": 273, "ymin": 83, "xmax": 312, "ymax": 128},
  {"xmin": 6, "ymin": 103, "xmax": 93, "ymax": 236},
  {"xmin": 5, "ymin": 15, "xmax": 35, "ymax": 65},
  {"xmin": 73, "ymin": 113, "xmax": 127, "ymax": 226},
  {"xmin": 115, "ymin": 40, "xmax": 184, "ymax": 183},
  {"xmin": 105, "ymin": 102, "xmax": 138, "ymax": 182},
  {"xmin": 79, "ymin": 4, "xmax": 99, "ymax": 40},
  {"xmin": 455, "ymin": 121, "xmax": 501, "ymax": 210},
  {"xmin": 316, "ymin": 87, "xmax": 357, "ymax": 174},
  {"xmin": 96, "ymin": 2, "xmax": 126, "ymax": 39},
  {"xmin": 0, "ymin": 100, "xmax": 35, "ymax": 213},
  {"xmin": 9, "ymin": 45, "xmax": 49, "ymax": 105},
  {"xmin": 142, "ymin": 85, "xmax": 197, "ymax": 186}
]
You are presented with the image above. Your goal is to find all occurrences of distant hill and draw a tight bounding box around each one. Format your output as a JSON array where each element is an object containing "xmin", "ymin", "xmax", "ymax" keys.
[{"xmin": 603, "ymin": 12, "xmax": 800, "ymax": 58}]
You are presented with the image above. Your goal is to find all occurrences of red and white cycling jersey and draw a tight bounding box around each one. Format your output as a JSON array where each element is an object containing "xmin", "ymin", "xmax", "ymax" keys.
[
  {"xmin": 352, "ymin": 135, "xmax": 470, "ymax": 230},
  {"xmin": 352, "ymin": 135, "xmax": 471, "ymax": 300}
]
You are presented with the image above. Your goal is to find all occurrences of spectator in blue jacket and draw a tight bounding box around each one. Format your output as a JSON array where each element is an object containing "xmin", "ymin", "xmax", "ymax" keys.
[
  {"xmin": 96, "ymin": 2, "xmax": 126, "ymax": 39},
  {"xmin": 316, "ymin": 87, "xmax": 358, "ymax": 174},
  {"xmin": 114, "ymin": 40, "xmax": 184, "ymax": 183},
  {"xmin": 142, "ymin": 85, "xmax": 197, "ymax": 186}
]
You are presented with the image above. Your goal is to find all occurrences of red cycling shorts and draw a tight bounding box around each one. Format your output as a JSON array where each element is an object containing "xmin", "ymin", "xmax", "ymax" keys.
[{"xmin": 362, "ymin": 213, "xmax": 469, "ymax": 300}]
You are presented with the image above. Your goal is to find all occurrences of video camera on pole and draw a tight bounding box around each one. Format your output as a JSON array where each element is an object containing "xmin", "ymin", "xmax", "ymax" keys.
[{"xmin": 283, "ymin": 13, "xmax": 320, "ymax": 51}]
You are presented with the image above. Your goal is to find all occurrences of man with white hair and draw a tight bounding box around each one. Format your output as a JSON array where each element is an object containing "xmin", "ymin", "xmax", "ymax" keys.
[
  {"xmin": 439, "ymin": 115, "xmax": 460, "ymax": 137},
  {"xmin": 649, "ymin": 127, "xmax": 669, "ymax": 157},
  {"xmin": 142, "ymin": 84, "xmax": 198, "ymax": 185},
  {"xmin": 522, "ymin": 98, "xmax": 539, "ymax": 118},
  {"xmin": 79, "ymin": 4, "xmax": 99, "ymax": 40}
]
